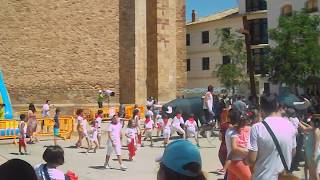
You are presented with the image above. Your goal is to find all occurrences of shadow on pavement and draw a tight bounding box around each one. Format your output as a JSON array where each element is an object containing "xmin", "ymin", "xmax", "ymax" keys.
[{"xmin": 88, "ymin": 166, "xmax": 106, "ymax": 170}]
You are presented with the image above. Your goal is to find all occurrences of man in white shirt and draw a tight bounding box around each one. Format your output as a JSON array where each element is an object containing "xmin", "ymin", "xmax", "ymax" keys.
[
  {"xmin": 203, "ymin": 85, "xmax": 214, "ymax": 124},
  {"xmin": 246, "ymin": 94, "xmax": 296, "ymax": 180}
]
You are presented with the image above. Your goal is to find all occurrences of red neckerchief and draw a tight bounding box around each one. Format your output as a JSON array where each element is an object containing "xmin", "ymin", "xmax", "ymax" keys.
[
  {"xmin": 163, "ymin": 118, "xmax": 168, "ymax": 125},
  {"xmin": 145, "ymin": 118, "xmax": 151, "ymax": 124},
  {"xmin": 188, "ymin": 117, "xmax": 195, "ymax": 124}
]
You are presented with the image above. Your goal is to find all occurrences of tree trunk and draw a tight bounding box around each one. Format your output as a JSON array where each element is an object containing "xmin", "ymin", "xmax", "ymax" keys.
[{"xmin": 242, "ymin": 16, "xmax": 257, "ymax": 100}]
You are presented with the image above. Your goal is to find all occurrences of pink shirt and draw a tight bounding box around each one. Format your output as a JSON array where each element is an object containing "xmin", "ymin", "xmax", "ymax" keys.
[{"xmin": 236, "ymin": 126, "xmax": 251, "ymax": 148}]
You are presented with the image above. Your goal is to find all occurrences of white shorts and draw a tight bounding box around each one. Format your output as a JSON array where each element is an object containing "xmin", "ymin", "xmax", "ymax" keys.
[
  {"xmin": 163, "ymin": 129, "xmax": 171, "ymax": 139},
  {"xmin": 145, "ymin": 129, "xmax": 153, "ymax": 138},
  {"xmin": 106, "ymin": 140, "xmax": 122, "ymax": 156},
  {"xmin": 171, "ymin": 126, "xmax": 185, "ymax": 135},
  {"xmin": 186, "ymin": 128, "xmax": 196, "ymax": 137}
]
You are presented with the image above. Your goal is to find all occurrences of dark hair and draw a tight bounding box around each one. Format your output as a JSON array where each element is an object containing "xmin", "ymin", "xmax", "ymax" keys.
[
  {"xmin": 76, "ymin": 109, "xmax": 83, "ymax": 116},
  {"xmin": 147, "ymin": 106, "xmax": 151, "ymax": 110},
  {"xmin": 55, "ymin": 108, "xmax": 61, "ymax": 114},
  {"xmin": 46, "ymin": 100, "xmax": 50, "ymax": 104},
  {"xmin": 29, "ymin": 103, "xmax": 36, "ymax": 113},
  {"xmin": 43, "ymin": 145, "xmax": 64, "ymax": 166},
  {"xmin": 260, "ymin": 94, "xmax": 278, "ymax": 115},
  {"xmin": 207, "ymin": 85, "xmax": 213, "ymax": 92},
  {"xmin": 158, "ymin": 163, "xmax": 207, "ymax": 180},
  {"xmin": 133, "ymin": 109, "xmax": 140, "ymax": 116},
  {"xmin": 228, "ymin": 109, "xmax": 246, "ymax": 128},
  {"xmin": 20, "ymin": 114, "xmax": 26, "ymax": 121},
  {"xmin": 286, "ymin": 108, "xmax": 296, "ymax": 118},
  {"xmin": 162, "ymin": 114, "xmax": 168, "ymax": 119},
  {"xmin": 97, "ymin": 110, "xmax": 103, "ymax": 115},
  {"xmin": 0, "ymin": 159, "xmax": 37, "ymax": 180}
]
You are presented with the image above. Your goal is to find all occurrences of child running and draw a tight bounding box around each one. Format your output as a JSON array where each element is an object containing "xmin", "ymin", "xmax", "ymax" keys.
[
  {"xmin": 104, "ymin": 115, "xmax": 127, "ymax": 170},
  {"xmin": 95, "ymin": 110, "xmax": 103, "ymax": 148},
  {"xmin": 18, "ymin": 114, "xmax": 28, "ymax": 155},
  {"xmin": 75, "ymin": 109, "xmax": 90, "ymax": 149},
  {"xmin": 125, "ymin": 120, "xmax": 137, "ymax": 161},
  {"xmin": 162, "ymin": 114, "xmax": 171, "ymax": 147},
  {"xmin": 53, "ymin": 108, "xmax": 61, "ymax": 145},
  {"xmin": 171, "ymin": 111, "xmax": 185, "ymax": 138},
  {"xmin": 185, "ymin": 114, "xmax": 199, "ymax": 146},
  {"xmin": 143, "ymin": 114, "xmax": 154, "ymax": 147},
  {"xmin": 87, "ymin": 120, "xmax": 99, "ymax": 153}
]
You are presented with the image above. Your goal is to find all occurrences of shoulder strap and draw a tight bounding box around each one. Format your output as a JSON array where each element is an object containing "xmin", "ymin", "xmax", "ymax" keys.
[
  {"xmin": 43, "ymin": 164, "xmax": 52, "ymax": 180},
  {"xmin": 261, "ymin": 120, "xmax": 289, "ymax": 172}
]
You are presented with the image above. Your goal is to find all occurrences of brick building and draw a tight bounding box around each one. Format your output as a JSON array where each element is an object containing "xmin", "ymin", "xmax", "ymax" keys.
[{"xmin": 0, "ymin": 0, "xmax": 186, "ymax": 106}]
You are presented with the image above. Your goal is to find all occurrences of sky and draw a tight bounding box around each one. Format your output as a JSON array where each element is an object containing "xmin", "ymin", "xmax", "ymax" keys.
[{"xmin": 186, "ymin": 0, "xmax": 238, "ymax": 21}]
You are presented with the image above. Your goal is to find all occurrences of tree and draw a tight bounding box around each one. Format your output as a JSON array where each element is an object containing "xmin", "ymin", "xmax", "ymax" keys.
[
  {"xmin": 266, "ymin": 10, "xmax": 320, "ymax": 94},
  {"xmin": 214, "ymin": 29, "xmax": 247, "ymax": 94}
]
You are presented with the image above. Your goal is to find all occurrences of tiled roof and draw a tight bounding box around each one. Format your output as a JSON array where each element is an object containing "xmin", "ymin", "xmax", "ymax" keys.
[{"xmin": 187, "ymin": 8, "xmax": 240, "ymax": 25}]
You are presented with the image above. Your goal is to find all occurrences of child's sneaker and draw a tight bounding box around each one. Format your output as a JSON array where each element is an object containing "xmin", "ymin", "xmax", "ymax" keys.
[
  {"xmin": 104, "ymin": 163, "xmax": 111, "ymax": 169},
  {"xmin": 120, "ymin": 164, "xmax": 127, "ymax": 171}
]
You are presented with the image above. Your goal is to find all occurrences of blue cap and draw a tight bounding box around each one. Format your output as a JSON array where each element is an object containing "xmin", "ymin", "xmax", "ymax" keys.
[{"xmin": 155, "ymin": 140, "xmax": 202, "ymax": 177}]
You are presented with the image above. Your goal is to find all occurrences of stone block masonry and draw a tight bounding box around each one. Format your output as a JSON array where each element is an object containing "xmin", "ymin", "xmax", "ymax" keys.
[{"xmin": 0, "ymin": 0, "xmax": 186, "ymax": 106}]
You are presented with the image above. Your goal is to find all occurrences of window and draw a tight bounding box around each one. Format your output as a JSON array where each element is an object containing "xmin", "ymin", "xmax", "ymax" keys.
[
  {"xmin": 281, "ymin": 4, "xmax": 293, "ymax": 16},
  {"xmin": 306, "ymin": 0, "xmax": 318, "ymax": 12},
  {"xmin": 202, "ymin": 31, "xmax": 209, "ymax": 44},
  {"xmin": 186, "ymin": 34, "xmax": 190, "ymax": 46},
  {"xmin": 187, "ymin": 59, "xmax": 191, "ymax": 71},
  {"xmin": 246, "ymin": 0, "xmax": 267, "ymax": 12},
  {"xmin": 248, "ymin": 18, "xmax": 268, "ymax": 45},
  {"xmin": 251, "ymin": 48, "xmax": 268, "ymax": 74},
  {"xmin": 202, "ymin": 57, "xmax": 210, "ymax": 70},
  {"xmin": 222, "ymin": 56, "xmax": 231, "ymax": 65},
  {"xmin": 222, "ymin": 28, "xmax": 230, "ymax": 38}
]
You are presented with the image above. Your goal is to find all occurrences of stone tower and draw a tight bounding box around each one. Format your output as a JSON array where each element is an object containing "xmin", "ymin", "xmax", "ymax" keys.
[{"xmin": 0, "ymin": 0, "xmax": 186, "ymax": 105}]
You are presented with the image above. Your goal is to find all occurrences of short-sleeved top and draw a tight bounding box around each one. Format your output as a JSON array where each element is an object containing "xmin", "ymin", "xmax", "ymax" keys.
[
  {"xmin": 96, "ymin": 116, "xmax": 102, "ymax": 128},
  {"xmin": 146, "ymin": 110, "xmax": 154, "ymax": 118},
  {"xmin": 107, "ymin": 122, "xmax": 122, "ymax": 141},
  {"xmin": 248, "ymin": 116, "xmax": 297, "ymax": 180},
  {"xmin": 237, "ymin": 126, "xmax": 251, "ymax": 148},
  {"xmin": 172, "ymin": 116, "xmax": 184, "ymax": 127},
  {"xmin": 19, "ymin": 121, "xmax": 27, "ymax": 138},
  {"xmin": 34, "ymin": 164, "xmax": 65, "ymax": 180},
  {"xmin": 225, "ymin": 128, "xmax": 237, "ymax": 159},
  {"xmin": 163, "ymin": 119, "xmax": 172, "ymax": 131},
  {"xmin": 126, "ymin": 128, "xmax": 137, "ymax": 139},
  {"xmin": 145, "ymin": 120, "xmax": 154, "ymax": 129},
  {"xmin": 185, "ymin": 120, "xmax": 197, "ymax": 130},
  {"xmin": 54, "ymin": 114, "xmax": 59, "ymax": 129},
  {"xmin": 42, "ymin": 104, "xmax": 50, "ymax": 117},
  {"xmin": 77, "ymin": 116, "xmax": 87, "ymax": 130}
]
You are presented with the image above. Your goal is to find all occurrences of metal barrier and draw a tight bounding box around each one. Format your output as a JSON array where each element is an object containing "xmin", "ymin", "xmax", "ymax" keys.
[
  {"xmin": 35, "ymin": 116, "xmax": 74, "ymax": 140},
  {"xmin": 0, "ymin": 120, "xmax": 19, "ymax": 144}
]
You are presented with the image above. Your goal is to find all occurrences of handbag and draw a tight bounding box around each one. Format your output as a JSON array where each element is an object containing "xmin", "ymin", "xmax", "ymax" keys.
[{"xmin": 262, "ymin": 121, "xmax": 300, "ymax": 180}]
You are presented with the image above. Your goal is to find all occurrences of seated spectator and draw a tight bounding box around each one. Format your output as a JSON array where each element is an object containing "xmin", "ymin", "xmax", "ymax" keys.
[
  {"xmin": 0, "ymin": 159, "xmax": 37, "ymax": 180},
  {"xmin": 156, "ymin": 139, "xmax": 207, "ymax": 180},
  {"xmin": 34, "ymin": 145, "xmax": 65, "ymax": 180},
  {"xmin": 247, "ymin": 94, "xmax": 297, "ymax": 180}
]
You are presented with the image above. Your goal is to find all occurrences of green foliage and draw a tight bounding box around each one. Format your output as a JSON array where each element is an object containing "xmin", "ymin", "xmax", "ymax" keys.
[
  {"xmin": 266, "ymin": 10, "xmax": 320, "ymax": 87},
  {"xmin": 214, "ymin": 29, "xmax": 247, "ymax": 91}
]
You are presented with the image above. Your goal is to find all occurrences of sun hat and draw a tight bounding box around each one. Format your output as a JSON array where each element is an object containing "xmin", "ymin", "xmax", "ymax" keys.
[{"xmin": 155, "ymin": 139, "xmax": 202, "ymax": 177}]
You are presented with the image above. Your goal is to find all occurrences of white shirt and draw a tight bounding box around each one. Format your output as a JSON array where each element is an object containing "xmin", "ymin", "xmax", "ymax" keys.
[
  {"xmin": 42, "ymin": 104, "xmax": 50, "ymax": 117},
  {"xmin": 146, "ymin": 110, "xmax": 154, "ymax": 118},
  {"xmin": 34, "ymin": 164, "xmax": 65, "ymax": 180},
  {"xmin": 248, "ymin": 116, "xmax": 297, "ymax": 180},
  {"xmin": 185, "ymin": 120, "xmax": 197, "ymax": 131},
  {"xmin": 107, "ymin": 122, "xmax": 122, "ymax": 142},
  {"xmin": 77, "ymin": 116, "xmax": 87, "ymax": 131},
  {"xmin": 172, "ymin": 116, "xmax": 184, "ymax": 127},
  {"xmin": 163, "ymin": 119, "xmax": 172, "ymax": 131},
  {"xmin": 145, "ymin": 120, "xmax": 154, "ymax": 129},
  {"xmin": 203, "ymin": 92, "xmax": 213, "ymax": 111},
  {"xmin": 96, "ymin": 116, "xmax": 102, "ymax": 128},
  {"xmin": 126, "ymin": 128, "xmax": 137, "ymax": 139}
]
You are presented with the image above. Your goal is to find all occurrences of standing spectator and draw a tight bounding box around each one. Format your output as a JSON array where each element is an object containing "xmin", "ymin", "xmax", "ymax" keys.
[
  {"xmin": 246, "ymin": 94, "xmax": 297, "ymax": 180},
  {"xmin": 146, "ymin": 97, "xmax": 154, "ymax": 109},
  {"xmin": 95, "ymin": 110, "xmax": 103, "ymax": 148},
  {"xmin": 225, "ymin": 109, "xmax": 251, "ymax": 180},
  {"xmin": 155, "ymin": 139, "xmax": 207, "ymax": 180},
  {"xmin": 97, "ymin": 90, "xmax": 105, "ymax": 108},
  {"xmin": 42, "ymin": 100, "xmax": 50, "ymax": 118},
  {"xmin": 27, "ymin": 103, "xmax": 38, "ymax": 144},
  {"xmin": 305, "ymin": 115, "xmax": 320, "ymax": 180},
  {"xmin": 203, "ymin": 85, "xmax": 214, "ymax": 124},
  {"xmin": 233, "ymin": 96, "xmax": 246, "ymax": 114},
  {"xmin": 34, "ymin": 145, "xmax": 65, "ymax": 180}
]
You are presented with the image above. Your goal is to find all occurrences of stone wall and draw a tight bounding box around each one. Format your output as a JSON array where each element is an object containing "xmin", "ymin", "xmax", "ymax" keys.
[{"xmin": 0, "ymin": 0, "xmax": 120, "ymax": 104}]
